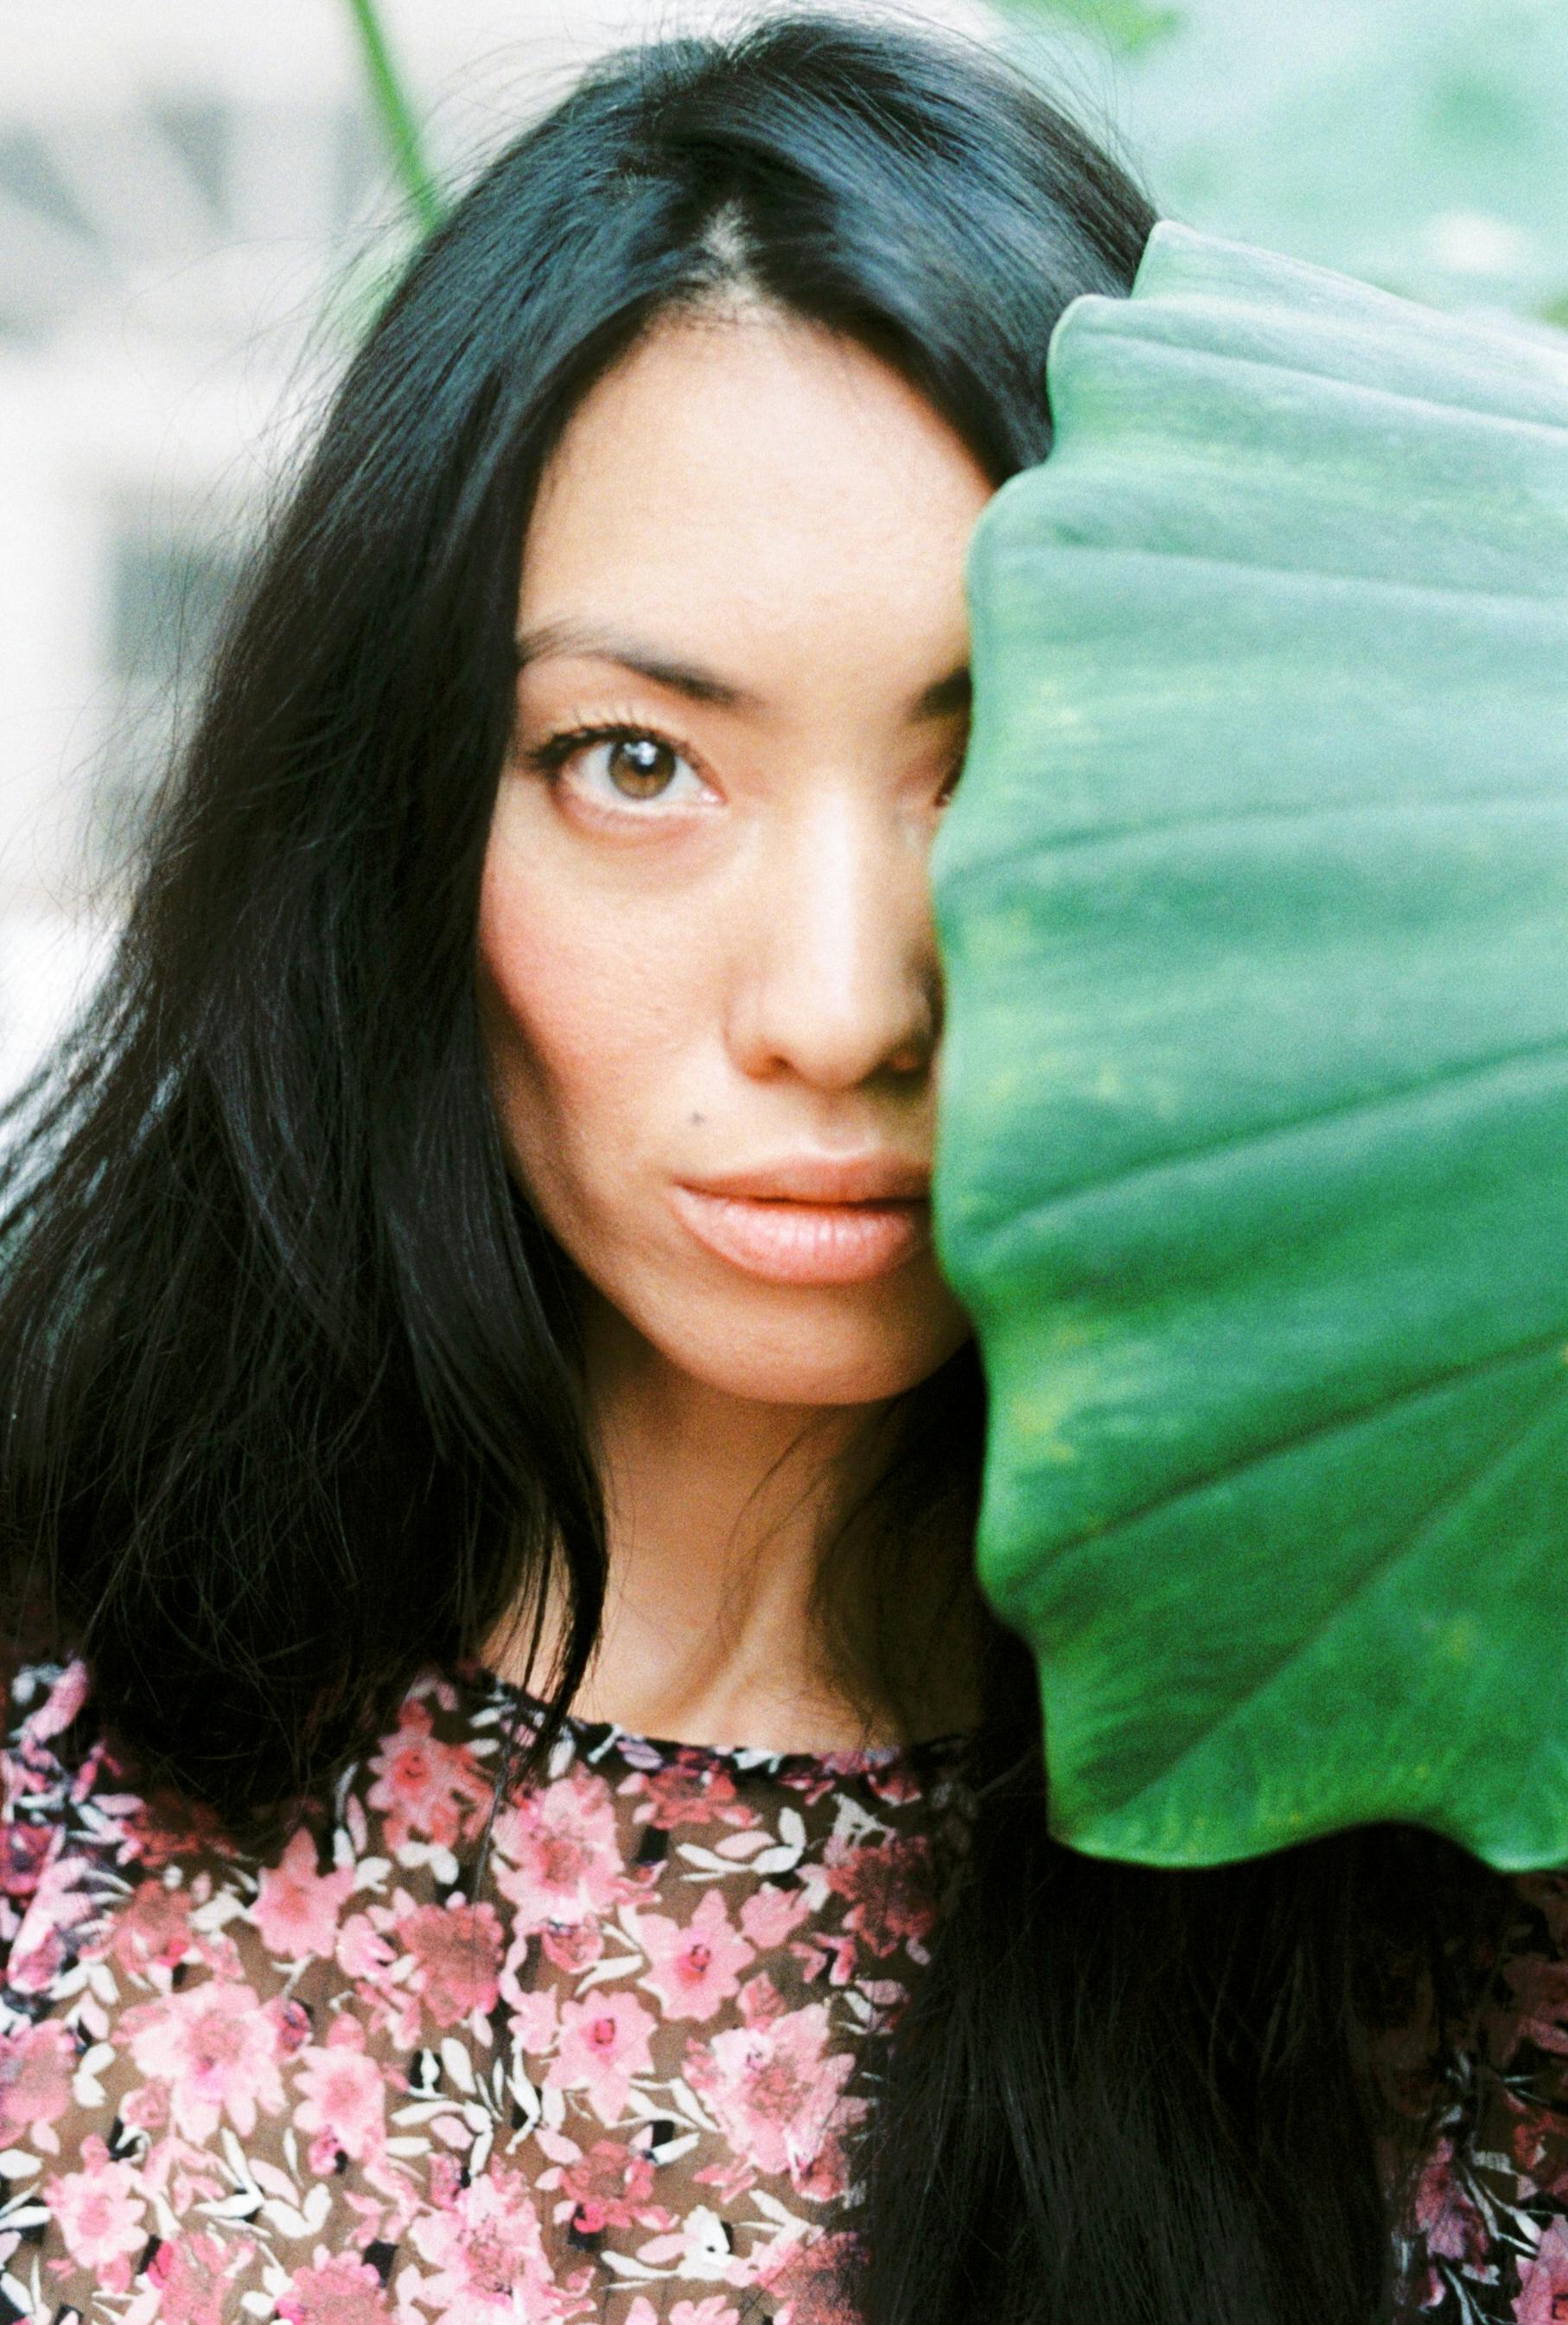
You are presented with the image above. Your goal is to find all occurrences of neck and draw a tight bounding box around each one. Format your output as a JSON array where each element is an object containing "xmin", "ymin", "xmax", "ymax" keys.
[{"xmin": 488, "ymin": 1290, "xmax": 978, "ymax": 1755}]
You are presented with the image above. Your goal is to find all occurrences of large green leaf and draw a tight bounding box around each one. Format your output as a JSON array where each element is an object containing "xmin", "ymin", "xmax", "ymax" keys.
[
  {"xmin": 994, "ymin": 0, "xmax": 1568, "ymax": 323},
  {"xmin": 1010, "ymin": 0, "xmax": 1184, "ymax": 57},
  {"xmin": 932, "ymin": 220, "xmax": 1568, "ymax": 1870}
]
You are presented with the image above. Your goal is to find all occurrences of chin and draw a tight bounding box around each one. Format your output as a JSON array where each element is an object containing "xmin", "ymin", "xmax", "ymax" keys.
[
  {"xmin": 670, "ymin": 1297, "xmax": 972, "ymax": 1408},
  {"xmin": 572, "ymin": 1239, "xmax": 974, "ymax": 1408}
]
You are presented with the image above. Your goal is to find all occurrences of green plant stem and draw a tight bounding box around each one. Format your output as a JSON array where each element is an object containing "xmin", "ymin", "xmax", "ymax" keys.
[{"xmin": 346, "ymin": 0, "xmax": 443, "ymax": 235}]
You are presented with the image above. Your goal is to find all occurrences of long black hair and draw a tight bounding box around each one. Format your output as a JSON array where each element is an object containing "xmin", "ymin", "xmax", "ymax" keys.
[{"xmin": 0, "ymin": 14, "xmax": 1509, "ymax": 2322}]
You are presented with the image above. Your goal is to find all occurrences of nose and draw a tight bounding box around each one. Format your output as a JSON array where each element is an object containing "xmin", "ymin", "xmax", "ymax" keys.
[{"xmin": 725, "ymin": 787, "xmax": 940, "ymax": 1090}]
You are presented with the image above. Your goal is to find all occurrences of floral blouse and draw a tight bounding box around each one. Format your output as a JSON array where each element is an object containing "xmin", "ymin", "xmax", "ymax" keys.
[
  {"xmin": 0, "ymin": 1656, "xmax": 972, "ymax": 2323},
  {"xmin": 1378, "ymin": 1869, "xmax": 1568, "ymax": 2324},
  {"xmin": 3, "ymin": 1654, "xmax": 1568, "ymax": 2325}
]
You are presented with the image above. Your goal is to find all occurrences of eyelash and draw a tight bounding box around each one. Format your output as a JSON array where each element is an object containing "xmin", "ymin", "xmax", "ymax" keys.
[
  {"xmin": 520, "ymin": 717, "xmax": 969, "ymax": 805},
  {"xmin": 521, "ymin": 718, "xmax": 698, "ymax": 794}
]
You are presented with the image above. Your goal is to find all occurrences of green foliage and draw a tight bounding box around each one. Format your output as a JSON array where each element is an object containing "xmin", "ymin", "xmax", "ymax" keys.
[
  {"xmin": 995, "ymin": 0, "xmax": 1568, "ymax": 323},
  {"xmin": 345, "ymin": 0, "xmax": 443, "ymax": 234},
  {"xmin": 932, "ymin": 221, "xmax": 1568, "ymax": 1870},
  {"xmin": 1011, "ymin": 0, "xmax": 1184, "ymax": 56}
]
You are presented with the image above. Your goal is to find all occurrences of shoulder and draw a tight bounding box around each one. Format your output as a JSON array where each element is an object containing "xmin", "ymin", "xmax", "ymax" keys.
[
  {"xmin": 1, "ymin": 1651, "xmax": 134, "ymax": 1999},
  {"xmin": 0, "ymin": 1654, "xmax": 355, "ymax": 2316},
  {"xmin": 1386, "ymin": 1869, "xmax": 1568, "ymax": 2319},
  {"xmin": 0, "ymin": 1647, "xmax": 232, "ymax": 2001}
]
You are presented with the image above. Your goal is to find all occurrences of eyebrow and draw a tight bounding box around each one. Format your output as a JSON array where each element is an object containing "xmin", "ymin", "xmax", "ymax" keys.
[{"xmin": 514, "ymin": 617, "xmax": 972, "ymax": 722}]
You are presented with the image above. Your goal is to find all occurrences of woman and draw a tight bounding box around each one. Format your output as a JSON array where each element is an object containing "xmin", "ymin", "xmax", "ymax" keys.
[{"xmin": 0, "ymin": 13, "xmax": 1563, "ymax": 2322}]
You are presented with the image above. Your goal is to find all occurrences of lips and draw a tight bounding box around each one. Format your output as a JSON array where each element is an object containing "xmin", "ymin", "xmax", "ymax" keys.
[
  {"xmin": 670, "ymin": 1156, "xmax": 933, "ymax": 1286},
  {"xmin": 679, "ymin": 1156, "xmax": 931, "ymax": 1205}
]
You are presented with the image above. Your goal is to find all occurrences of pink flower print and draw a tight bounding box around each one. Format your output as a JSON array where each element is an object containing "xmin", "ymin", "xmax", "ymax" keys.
[
  {"xmin": 504, "ymin": 1978, "xmax": 559, "ymax": 2059},
  {"xmin": 825, "ymin": 1836, "xmax": 936, "ymax": 1959},
  {"xmin": 741, "ymin": 1883, "xmax": 813, "ymax": 1950},
  {"xmin": 44, "ymin": 2133, "xmax": 147, "ymax": 2294},
  {"xmin": 738, "ymin": 1970, "xmax": 788, "ymax": 2027},
  {"xmin": 148, "ymin": 2138, "xmax": 229, "ymax": 2220},
  {"xmin": 551, "ymin": 2139, "xmax": 675, "ymax": 2235},
  {"xmin": 277, "ymin": 2249, "xmax": 393, "ymax": 2324},
  {"xmin": 547, "ymin": 1991, "xmax": 657, "ymax": 2126},
  {"xmin": 791, "ymin": 2109, "xmax": 865, "ymax": 2206},
  {"xmin": 427, "ymin": 2150, "xmax": 464, "ymax": 2211},
  {"xmin": 634, "ymin": 1888, "xmax": 754, "ymax": 2022},
  {"xmin": 0, "ymin": 2018, "xmax": 74, "ymax": 2135},
  {"xmin": 1512, "ymin": 2102, "xmax": 1550, "ymax": 2198},
  {"xmin": 118, "ymin": 1784, "xmax": 230, "ymax": 1873},
  {"xmin": 625, "ymin": 2304, "xmax": 743, "ymax": 2325},
  {"xmin": 634, "ymin": 1754, "xmax": 750, "ymax": 1831},
  {"xmin": 492, "ymin": 1766, "xmax": 630, "ymax": 1932},
  {"xmin": 123, "ymin": 1974, "xmax": 285, "ymax": 2141},
  {"xmin": 398, "ymin": 1898, "xmax": 504, "ymax": 2028},
  {"xmin": 138, "ymin": 2230, "xmax": 256, "ymax": 2325},
  {"xmin": 685, "ymin": 2001, "xmax": 855, "ymax": 2189},
  {"xmin": 101, "ymin": 1878, "xmax": 196, "ymax": 1974},
  {"xmin": 539, "ymin": 1915, "xmax": 607, "ymax": 1978},
  {"xmin": 367, "ymin": 1698, "xmax": 492, "ymax": 1850},
  {"xmin": 337, "ymin": 1910, "xmax": 397, "ymax": 1981},
  {"xmin": 22, "ymin": 1656, "xmax": 90, "ymax": 1745},
  {"xmin": 252, "ymin": 1825, "xmax": 355, "ymax": 1959},
  {"xmin": 0, "ymin": 1817, "xmax": 52, "ymax": 1898},
  {"xmin": 776, "ymin": 1760, "xmax": 842, "ymax": 1810},
  {"xmin": 864, "ymin": 1759, "xmax": 925, "ymax": 1808},
  {"xmin": 790, "ymin": 1930, "xmax": 860, "ymax": 1991},
  {"xmin": 755, "ymin": 2227, "xmax": 860, "ymax": 2325},
  {"xmin": 7, "ymin": 1848, "xmax": 100, "ymax": 1993},
  {"xmin": 1515, "ymin": 2215, "xmax": 1568, "ymax": 2325},
  {"xmin": 120, "ymin": 2078, "xmax": 169, "ymax": 2134},
  {"xmin": 295, "ymin": 2018, "xmax": 386, "ymax": 2172},
  {"xmin": 275, "ymin": 1994, "xmax": 313, "ymax": 2057},
  {"xmin": 1509, "ymin": 2098, "xmax": 1568, "ymax": 2203},
  {"xmin": 408, "ymin": 2158, "xmax": 579, "ymax": 2320},
  {"xmin": 1411, "ymin": 2137, "xmax": 1488, "ymax": 2267},
  {"xmin": 1501, "ymin": 1951, "xmax": 1568, "ymax": 2062}
]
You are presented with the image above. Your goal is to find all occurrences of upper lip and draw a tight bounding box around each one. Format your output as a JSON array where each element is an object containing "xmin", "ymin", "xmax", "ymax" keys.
[{"xmin": 679, "ymin": 1156, "xmax": 931, "ymax": 1204}]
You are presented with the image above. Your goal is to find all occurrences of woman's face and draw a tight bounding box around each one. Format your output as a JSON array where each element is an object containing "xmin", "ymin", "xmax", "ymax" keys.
[{"xmin": 478, "ymin": 307, "xmax": 993, "ymax": 1407}]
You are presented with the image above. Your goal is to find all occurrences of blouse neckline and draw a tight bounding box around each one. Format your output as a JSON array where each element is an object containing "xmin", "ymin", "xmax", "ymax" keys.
[{"xmin": 456, "ymin": 1656, "xmax": 978, "ymax": 1780}]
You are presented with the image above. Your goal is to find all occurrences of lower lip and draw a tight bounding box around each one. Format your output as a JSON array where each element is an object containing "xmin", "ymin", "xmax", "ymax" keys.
[{"xmin": 670, "ymin": 1187, "xmax": 932, "ymax": 1285}]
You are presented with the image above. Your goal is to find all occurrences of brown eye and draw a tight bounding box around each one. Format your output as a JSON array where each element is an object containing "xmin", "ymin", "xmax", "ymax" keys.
[
  {"xmin": 526, "ymin": 721, "xmax": 716, "ymax": 815},
  {"xmin": 605, "ymin": 735, "xmax": 680, "ymax": 799}
]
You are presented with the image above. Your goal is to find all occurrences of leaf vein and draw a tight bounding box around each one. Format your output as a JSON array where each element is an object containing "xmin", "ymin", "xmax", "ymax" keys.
[
  {"xmin": 1100, "ymin": 1369, "xmax": 1568, "ymax": 1819},
  {"xmin": 973, "ymin": 1030, "xmax": 1568, "ymax": 1278}
]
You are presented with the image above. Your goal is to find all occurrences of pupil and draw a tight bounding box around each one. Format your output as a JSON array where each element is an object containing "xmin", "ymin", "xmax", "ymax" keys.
[{"xmin": 609, "ymin": 737, "xmax": 672, "ymax": 797}]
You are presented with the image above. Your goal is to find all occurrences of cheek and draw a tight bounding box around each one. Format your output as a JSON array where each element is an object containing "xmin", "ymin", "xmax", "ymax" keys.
[
  {"xmin": 474, "ymin": 812, "xmax": 972, "ymax": 1407},
  {"xmin": 475, "ymin": 830, "xmax": 694, "ymax": 1235},
  {"xmin": 480, "ymin": 848, "xmax": 619, "ymax": 1169}
]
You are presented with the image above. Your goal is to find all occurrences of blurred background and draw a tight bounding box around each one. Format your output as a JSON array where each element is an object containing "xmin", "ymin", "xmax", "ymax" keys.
[{"xmin": 2, "ymin": 0, "xmax": 1565, "ymax": 1099}]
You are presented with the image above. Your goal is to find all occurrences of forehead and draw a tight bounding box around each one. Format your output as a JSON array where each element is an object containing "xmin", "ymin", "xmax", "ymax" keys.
[{"xmin": 517, "ymin": 310, "xmax": 994, "ymax": 710}]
